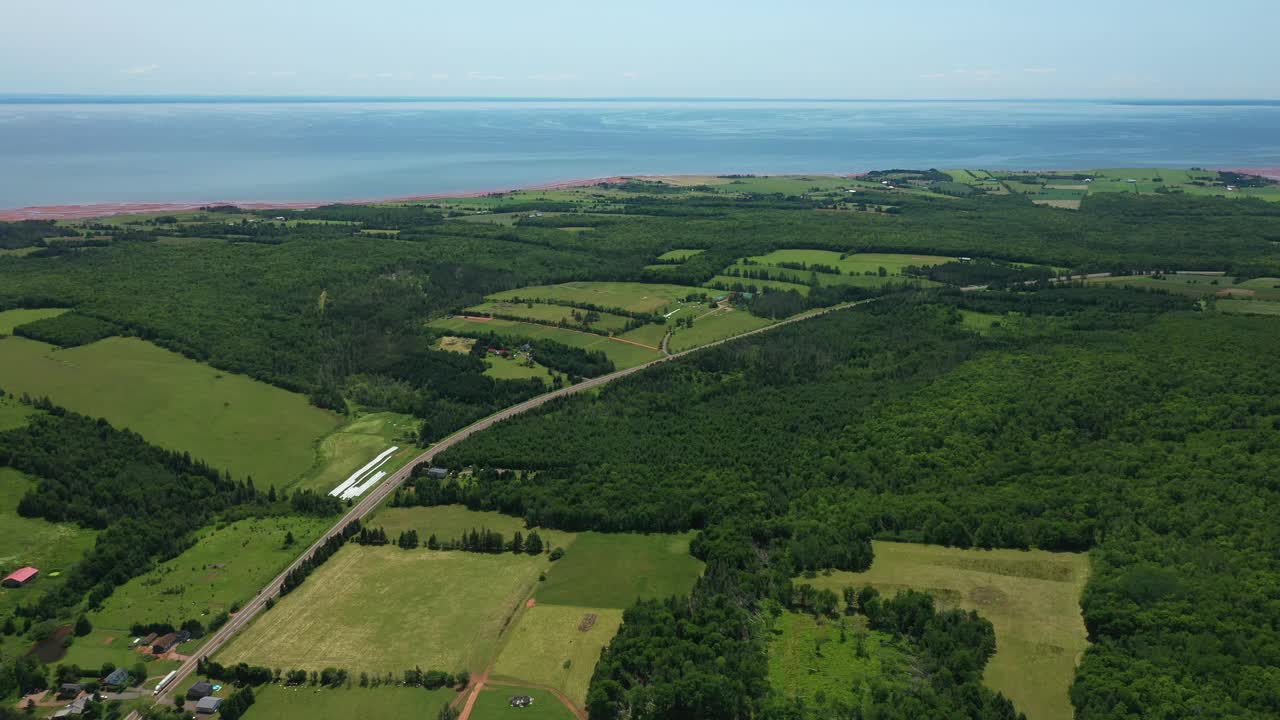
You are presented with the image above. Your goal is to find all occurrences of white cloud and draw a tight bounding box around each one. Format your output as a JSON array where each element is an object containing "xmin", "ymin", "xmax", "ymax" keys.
[
  {"xmin": 246, "ymin": 70, "xmax": 297, "ymax": 77},
  {"xmin": 121, "ymin": 64, "xmax": 159, "ymax": 75},
  {"xmin": 953, "ymin": 68, "xmax": 997, "ymax": 79},
  {"xmin": 467, "ymin": 71, "xmax": 505, "ymax": 81},
  {"xmin": 1023, "ymin": 67, "xmax": 1057, "ymax": 74},
  {"xmin": 375, "ymin": 72, "xmax": 395, "ymax": 79}
]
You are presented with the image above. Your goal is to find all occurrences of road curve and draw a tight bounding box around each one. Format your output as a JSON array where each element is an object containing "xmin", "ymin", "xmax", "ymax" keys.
[{"xmin": 153, "ymin": 295, "xmax": 879, "ymax": 703}]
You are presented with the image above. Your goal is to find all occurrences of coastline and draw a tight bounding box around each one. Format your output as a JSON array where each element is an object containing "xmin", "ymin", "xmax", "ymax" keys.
[{"xmin": 2, "ymin": 167, "xmax": 1276, "ymax": 222}]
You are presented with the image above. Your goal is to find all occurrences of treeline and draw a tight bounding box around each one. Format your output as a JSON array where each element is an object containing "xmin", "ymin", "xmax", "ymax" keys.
[
  {"xmin": 11, "ymin": 312, "xmax": 121, "ymax": 347},
  {"xmin": 0, "ymin": 220, "xmax": 78, "ymax": 250},
  {"xmin": 279, "ymin": 520, "xmax": 361, "ymax": 596},
  {"xmin": 903, "ymin": 259, "xmax": 1057, "ymax": 288}
]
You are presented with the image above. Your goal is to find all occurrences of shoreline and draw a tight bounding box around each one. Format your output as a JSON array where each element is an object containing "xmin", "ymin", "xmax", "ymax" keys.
[{"xmin": 2, "ymin": 167, "xmax": 1276, "ymax": 222}]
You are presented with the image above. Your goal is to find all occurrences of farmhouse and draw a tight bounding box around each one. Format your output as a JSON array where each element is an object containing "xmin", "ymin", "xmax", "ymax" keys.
[
  {"xmin": 187, "ymin": 681, "xmax": 213, "ymax": 700},
  {"xmin": 2, "ymin": 566, "xmax": 39, "ymax": 587},
  {"xmin": 50, "ymin": 697, "xmax": 86, "ymax": 718},
  {"xmin": 57, "ymin": 683, "xmax": 82, "ymax": 700},
  {"xmin": 151, "ymin": 633, "xmax": 179, "ymax": 654},
  {"xmin": 102, "ymin": 667, "xmax": 130, "ymax": 689},
  {"xmin": 195, "ymin": 696, "xmax": 223, "ymax": 714},
  {"xmin": 509, "ymin": 695, "xmax": 535, "ymax": 708}
]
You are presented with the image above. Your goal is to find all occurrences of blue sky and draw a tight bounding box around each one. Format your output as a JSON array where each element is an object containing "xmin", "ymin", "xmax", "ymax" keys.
[{"xmin": 2, "ymin": 0, "xmax": 1275, "ymax": 98}]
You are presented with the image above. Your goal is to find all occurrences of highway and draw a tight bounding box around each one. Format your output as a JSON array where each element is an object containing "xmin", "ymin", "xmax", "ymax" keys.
[{"xmin": 147, "ymin": 296, "xmax": 881, "ymax": 707}]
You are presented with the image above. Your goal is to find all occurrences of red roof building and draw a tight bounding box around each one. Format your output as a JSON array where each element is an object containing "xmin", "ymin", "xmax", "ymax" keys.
[{"xmin": 2, "ymin": 567, "xmax": 38, "ymax": 587}]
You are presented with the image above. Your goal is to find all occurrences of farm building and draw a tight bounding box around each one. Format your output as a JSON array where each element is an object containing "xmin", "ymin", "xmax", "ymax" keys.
[
  {"xmin": 57, "ymin": 683, "xmax": 82, "ymax": 700},
  {"xmin": 102, "ymin": 667, "xmax": 130, "ymax": 689},
  {"xmin": 509, "ymin": 695, "xmax": 535, "ymax": 708},
  {"xmin": 187, "ymin": 681, "xmax": 213, "ymax": 700},
  {"xmin": 51, "ymin": 697, "xmax": 86, "ymax": 718},
  {"xmin": 195, "ymin": 696, "xmax": 222, "ymax": 714},
  {"xmin": 138, "ymin": 632, "xmax": 158, "ymax": 647},
  {"xmin": 426, "ymin": 467, "xmax": 449, "ymax": 480},
  {"xmin": 151, "ymin": 633, "xmax": 179, "ymax": 654},
  {"xmin": 2, "ymin": 566, "xmax": 39, "ymax": 587}
]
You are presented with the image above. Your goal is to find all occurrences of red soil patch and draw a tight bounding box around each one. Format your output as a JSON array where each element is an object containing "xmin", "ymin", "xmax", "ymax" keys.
[{"xmin": 525, "ymin": 598, "xmax": 537, "ymax": 609}]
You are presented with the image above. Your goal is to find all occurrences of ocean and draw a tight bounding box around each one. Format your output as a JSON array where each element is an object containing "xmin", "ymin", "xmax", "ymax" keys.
[{"xmin": 2, "ymin": 98, "xmax": 1279, "ymax": 209}]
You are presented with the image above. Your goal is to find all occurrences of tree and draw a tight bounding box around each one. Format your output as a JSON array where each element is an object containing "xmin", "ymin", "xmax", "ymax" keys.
[
  {"xmin": 74, "ymin": 616, "xmax": 92, "ymax": 637},
  {"xmin": 510, "ymin": 531, "xmax": 524, "ymax": 554},
  {"xmin": 283, "ymin": 531, "xmax": 295, "ymax": 548},
  {"xmin": 525, "ymin": 531, "xmax": 543, "ymax": 555}
]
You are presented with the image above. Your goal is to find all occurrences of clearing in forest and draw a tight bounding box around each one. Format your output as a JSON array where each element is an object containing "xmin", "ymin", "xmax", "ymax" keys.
[
  {"xmin": 0, "ymin": 469, "xmax": 97, "ymax": 617},
  {"xmin": 535, "ymin": 532, "xmax": 703, "ymax": 609},
  {"xmin": 219, "ymin": 546, "xmax": 547, "ymax": 673},
  {"xmin": 0, "ymin": 335, "xmax": 341, "ymax": 486},
  {"xmin": 491, "ymin": 604, "xmax": 624, "ymax": 706},
  {"xmin": 804, "ymin": 541, "xmax": 1089, "ymax": 720},
  {"xmin": 369, "ymin": 504, "xmax": 577, "ymax": 552},
  {"xmin": 0, "ymin": 307, "xmax": 69, "ymax": 335},
  {"xmin": 293, "ymin": 412, "xmax": 418, "ymax": 494},
  {"xmin": 428, "ymin": 316, "xmax": 663, "ymax": 369},
  {"xmin": 767, "ymin": 611, "xmax": 913, "ymax": 706}
]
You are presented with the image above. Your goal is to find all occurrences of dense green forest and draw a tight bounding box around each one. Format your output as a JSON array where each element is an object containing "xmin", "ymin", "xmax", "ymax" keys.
[{"xmin": 437, "ymin": 291, "xmax": 1280, "ymax": 719}]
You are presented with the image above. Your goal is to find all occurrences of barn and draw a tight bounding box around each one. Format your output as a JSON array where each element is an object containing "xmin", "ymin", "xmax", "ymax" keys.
[{"xmin": 2, "ymin": 567, "xmax": 38, "ymax": 588}]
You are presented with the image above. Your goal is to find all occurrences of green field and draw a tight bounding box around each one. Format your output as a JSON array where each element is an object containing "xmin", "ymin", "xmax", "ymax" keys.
[
  {"xmin": 741, "ymin": 250, "xmax": 955, "ymax": 276},
  {"xmin": 220, "ymin": 545, "xmax": 547, "ymax": 673},
  {"xmin": 485, "ymin": 355, "xmax": 557, "ymax": 382},
  {"xmin": 491, "ymin": 604, "xmax": 624, "ymax": 705},
  {"xmin": 428, "ymin": 316, "xmax": 663, "ymax": 369},
  {"xmin": 293, "ymin": 412, "xmax": 418, "ymax": 494},
  {"xmin": 536, "ymin": 532, "xmax": 703, "ymax": 608},
  {"xmin": 656, "ymin": 248, "xmax": 705, "ymax": 262},
  {"xmin": 469, "ymin": 686, "xmax": 576, "ymax": 720},
  {"xmin": 89, "ymin": 516, "xmax": 332, "ymax": 631},
  {"xmin": 667, "ymin": 308, "xmax": 773, "ymax": 353},
  {"xmin": 0, "ymin": 468, "xmax": 98, "ymax": 617},
  {"xmin": 1088, "ymin": 274, "xmax": 1280, "ymax": 300},
  {"xmin": 804, "ymin": 541, "xmax": 1089, "ymax": 720},
  {"xmin": 0, "ymin": 308, "xmax": 68, "ymax": 335},
  {"xmin": 0, "ymin": 394, "xmax": 33, "ymax": 431},
  {"xmin": 468, "ymin": 300, "xmax": 634, "ymax": 334},
  {"xmin": 0, "ymin": 336, "xmax": 341, "ymax": 487},
  {"xmin": 767, "ymin": 611, "xmax": 912, "ymax": 705},
  {"xmin": 369, "ymin": 505, "xmax": 576, "ymax": 552},
  {"xmin": 958, "ymin": 310, "xmax": 1005, "ymax": 333},
  {"xmin": 488, "ymin": 282, "xmax": 708, "ymax": 315},
  {"xmin": 705, "ymin": 274, "xmax": 811, "ymax": 295},
  {"xmin": 242, "ymin": 685, "xmax": 457, "ymax": 720},
  {"xmin": 1216, "ymin": 299, "xmax": 1280, "ymax": 316},
  {"xmin": 615, "ymin": 322, "xmax": 668, "ymax": 349}
]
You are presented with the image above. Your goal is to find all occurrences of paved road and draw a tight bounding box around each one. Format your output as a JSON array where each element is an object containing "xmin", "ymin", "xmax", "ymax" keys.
[{"xmin": 151, "ymin": 295, "xmax": 881, "ymax": 705}]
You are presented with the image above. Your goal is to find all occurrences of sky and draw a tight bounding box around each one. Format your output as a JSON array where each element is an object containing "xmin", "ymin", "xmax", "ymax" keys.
[{"xmin": 2, "ymin": 0, "xmax": 1276, "ymax": 99}]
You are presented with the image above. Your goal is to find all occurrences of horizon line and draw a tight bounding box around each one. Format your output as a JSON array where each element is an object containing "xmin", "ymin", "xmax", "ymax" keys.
[{"xmin": 2, "ymin": 94, "xmax": 1280, "ymax": 105}]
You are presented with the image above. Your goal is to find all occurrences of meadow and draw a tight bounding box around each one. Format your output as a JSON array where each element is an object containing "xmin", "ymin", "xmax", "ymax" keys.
[
  {"xmin": 535, "ymin": 532, "xmax": 703, "ymax": 609},
  {"xmin": 428, "ymin": 316, "xmax": 663, "ymax": 369},
  {"xmin": 485, "ymin": 355, "xmax": 558, "ymax": 382},
  {"xmin": 1087, "ymin": 274, "xmax": 1280, "ymax": 301},
  {"xmin": 488, "ymin": 282, "xmax": 709, "ymax": 315},
  {"xmin": 1216, "ymin": 298, "xmax": 1280, "ymax": 316},
  {"xmin": 704, "ymin": 274, "xmax": 811, "ymax": 295},
  {"xmin": 655, "ymin": 248, "xmax": 706, "ymax": 261},
  {"xmin": 0, "ymin": 336, "xmax": 341, "ymax": 486},
  {"xmin": 767, "ymin": 612, "xmax": 912, "ymax": 706},
  {"xmin": 292, "ymin": 411, "xmax": 418, "ymax": 495},
  {"xmin": 219, "ymin": 545, "xmax": 547, "ymax": 673},
  {"xmin": 0, "ymin": 468, "xmax": 97, "ymax": 617},
  {"xmin": 491, "ymin": 603, "xmax": 624, "ymax": 705},
  {"xmin": 89, "ymin": 516, "xmax": 332, "ymax": 630},
  {"xmin": 467, "ymin": 300, "xmax": 634, "ymax": 334},
  {"xmin": 241, "ymin": 685, "xmax": 457, "ymax": 720},
  {"xmin": 741, "ymin": 250, "xmax": 955, "ymax": 276},
  {"xmin": 804, "ymin": 541, "xmax": 1090, "ymax": 720},
  {"xmin": 0, "ymin": 307, "xmax": 68, "ymax": 335},
  {"xmin": 666, "ymin": 308, "xmax": 773, "ymax": 353},
  {"xmin": 469, "ymin": 686, "xmax": 577, "ymax": 720},
  {"xmin": 369, "ymin": 504, "xmax": 576, "ymax": 551},
  {"xmin": 0, "ymin": 393, "xmax": 33, "ymax": 431}
]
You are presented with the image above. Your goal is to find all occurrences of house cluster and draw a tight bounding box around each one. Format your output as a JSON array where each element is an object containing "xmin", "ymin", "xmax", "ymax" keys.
[
  {"xmin": 188, "ymin": 681, "xmax": 224, "ymax": 714},
  {"xmin": 46, "ymin": 668, "xmax": 134, "ymax": 718}
]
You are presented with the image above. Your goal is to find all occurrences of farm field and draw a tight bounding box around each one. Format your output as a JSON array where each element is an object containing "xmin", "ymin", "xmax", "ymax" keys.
[
  {"xmin": 0, "ymin": 336, "xmax": 341, "ymax": 486},
  {"xmin": 0, "ymin": 393, "xmax": 33, "ymax": 431},
  {"xmin": 656, "ymin": 248, "xmax": 705, "ymax": 261},
  {"xmin": 241, "ymin": 685, "xmax": 457, "ymax": 720},
  {"xmin": 469, "ymin": 686, "xmax": 577, "ymax": 720},
  {"xmin": 615, "ymin": 321, "xmax": 668, "ymax": 349},
  {"xmin": 0, "ymin": 468, "xmax": 98, "ymax": 617},
  {"xmin": 741, "ymin": 250, "xmax": 955, "ymax": 276},
  {"xmin": 0, "ymin": 307, "xmax": 68, "ymax": 335},
  {"xmin": 467, "ymin": 300, "xmax": 634, "ymax": 334},
  {"xmin": 369, "ymin": 504, "xmax": 576, "ymax": 552},
  {"xmin": 485, "ymin": 354, "xmax": 557, "ymax": 382},
  {"xmin": 805, "ymin": 541, "xmax": 1089, "ymax": 720},
  {"xmin": 428, "ymin": 316, "xmax": 663, "ymax": 369},
  {"xmin": 488, "ymin": 282, "xmax": 708, "ymax": 315},
  {"xmin": 1216, "ymin": 299, "xmax": 1280, "ymax": 316},
  {"xmin": 89, "ymin": 515, "xmax": 332, "ymax": 631},
  {"xmin": 219, "ymin": 545, "xmax": 547, "ymax": 673},
  {"xmin": 666, "ymin": 308, "xmax": 773, "ymax": 353},
  {"xmin": 58, "ymin": 628, "xmax": 182, "ymax": 677},
  {"xmin": 767, "ymin": 611, "xmax": 912, "ymax": 705},
  {"xmin": 704, "ymin": 274, "xmax": 811, "ymax": 295},
  {"xmin": 292, "ymin": 411, "xmax": 418, "ymax": 495},
  {"xmin": 491, "ymin": 603, "xmax": 624, "ymax": 705},
  {"xmin": 535, "ymin": 532, "xmax": 703, "ymax": 609},
  {"xmin": 1088, "ymin": 274, "xmax": 1280, "ymax": 301}
]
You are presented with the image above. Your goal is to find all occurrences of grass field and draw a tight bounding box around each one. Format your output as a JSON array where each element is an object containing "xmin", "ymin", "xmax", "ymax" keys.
[
  {"xmin": 89, "ymin": 516, "xmax": 332, "ymax": 630},
  {"xmin": 488, "ymin": 282, "xmax": 708, "ymax": 315},
  {"xmin": 667, "ymin": 308, "xmax": 773, "ymax": 353},
  {"xmin": 469, "ymin": 686, "xmax": 576, "ymax": 720},
  {"xmin": 704, "ymin": 274, "xmax": 811, "ymax": 295},
  {"xmin": 0, "ymin": 336, "xmax": 341, "ymax": 487},
  {"xmin": 741, "ymin": 250, "xmax": 955, "ymax": 276},
  {"xmin": 804, "ymin": 541, "xmax": 1089, "ymax": 720},
  {"xmin": 369, "ymin": 504, "xmax": 576, "ymax": 552},
  {"xmin": 491, "ymin": 604, "xmax": 624, "ymax": 705},
  {"xmin": 0, "ymin": 468, "xmax": 98, "ymax": 617},
  {"xmin": 428, "ymin": 317, "xmax": 663, "ymax": 369},
  {"xmin": 656, "ymin": 248, "xmax": 705, "ymax": 262},
  {"xmin": 0, "ymin": 393, "xmax": 33, "ymax": 431},
  {"xmin": 767, "ymin": 611, "xmax": 912, "ymax": 705},
  {"xmin": 615, "ymin": 322, "xmax": 668, "ymax": 348},
  {"xmin": 292, "ymin": 412, "xmax": 418, "ymax": 494},
  {"xmin": 1216, "ymin": 299, "xmax": 1280, "ymax": 316},
  {"xmin": 959, "ymin": 310, "xmax": 1005, "ymax": 333},
  {"xmin": 0, "ymin": 308, "xmax": 68, "ymax": 335},
  {"xmin": 242, "ymin": 685, "xmax": 457, "ymax": 720},
  {"xmin": 467, "ymin": 301, "xmax": 634, "ymax": 334},
  {"xmin": 1087, "ymin": 274, "xmax": 1280, "ymax": 301},
  {"xmin": 485, "ymin": 355, "xmax": 557, "ymax": 382},
  {"xmin": 536, "ymin": 532, "xmax": 703, "ymax": 608},
  {"xmin": 220, "ymin": 546, "xmax": 547, "ymax": 673}
]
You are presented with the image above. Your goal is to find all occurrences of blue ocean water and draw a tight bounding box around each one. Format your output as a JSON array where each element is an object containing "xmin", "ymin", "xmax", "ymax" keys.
[{"xmin": 1, "ymin": 99, "xmax": 1279, "ymax": 208}]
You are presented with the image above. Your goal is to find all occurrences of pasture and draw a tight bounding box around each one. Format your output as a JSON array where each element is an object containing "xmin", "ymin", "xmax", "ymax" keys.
[
  {"xmin": 767, "ymin": 611, "xmax": 911, "ymax": 705},
  {"xmin": 219, "ymin": 546, "xmax": 546, "ymax": 673},
  {"xmin": 741, "ymin": 249, "xmax": 954, "ymax": 276},
  {"xmin": 0, "ymin": 393, "xmax": 33, "ymax": 431},
  {"xmin": 469, "ymin": 686, "xmax": 577, "ymax": 720},
  {"xmin": 0, "ymin": 307, "xmax": 68, "ymax": 335},
  {"xmin": 667, "ymin": 308, "xmax": 773, "ymax": 353},
  {"xmin": 428, "ymin": 317, "xmax": 663, "ymax": 369},
  {"xmin": 0, "ymin": 469, "xmax": 98, "ymax": 617},
  {"xmin": 804, "ymin": 541, "xmax": 1089, "ymax": 720},
  {"xmin": 241, "ymin": 685, "xmax": 457, "ymax": 720},
  {"xmin": 1088, "ymin": 274, "xmax": 1280, "ymax": 301},
  {"xmin": 536, "ymin": 532, "xmax": 703, "ymax": 609},
  {"xmin": 1216, "ymin": 299, "xmax": 1280, "ymax": 316},
  {"xmin": 369, "ymin": 504, "xmax": 576, "ymax": 551},
  {"xmin": 0, "ymin": 336, "xmax": 341, "ymax": 486},
  {"xmin": 485, "ymin": 355, "xmax": 557, "ymax": 382},
  {"xmin": 89, "ymin": 516, "xmax": 332, "ymax": 630},
  {"xmin": 704, "ymin": 274, "xmax": 811, "ymax": 295},
  {"xmin": 492, "ymin": 604, "xmax": 624, "ymax": 706},
  {"xmin": 293, "ymin": 411, "xmax": 418, "ymax": 495},
  {"xmin": 488, "ymin": 282, "xmax": 709, "ymax": 315},
  {"xmin": 467, "ymin": 301, "xmax": 634, "ymax": 334},
  {"xmin": 656, "ymin": 248, "xmax": 705, "ymax": 261}
]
